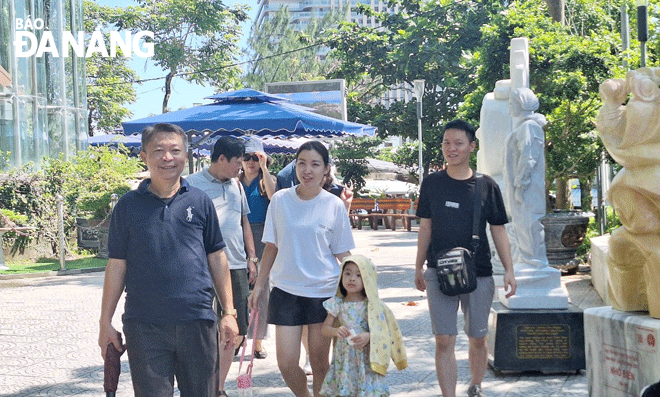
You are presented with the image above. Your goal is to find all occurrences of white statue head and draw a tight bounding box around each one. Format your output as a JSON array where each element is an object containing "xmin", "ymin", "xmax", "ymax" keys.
[{"xmin": 510, "ymin": 87, "xmax": 539, "ymax": 117}]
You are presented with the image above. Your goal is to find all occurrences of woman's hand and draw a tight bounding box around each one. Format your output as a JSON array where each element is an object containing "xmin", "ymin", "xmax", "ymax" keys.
[{"xmin": 257, "ymin": 151, "xmax": 269, "ymax": 170}]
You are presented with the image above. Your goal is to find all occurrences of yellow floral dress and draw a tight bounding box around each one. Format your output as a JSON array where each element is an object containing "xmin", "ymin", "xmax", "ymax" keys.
[{"xmin": 320, "ymin": 296, "xmax": 389, "ymax": 397}]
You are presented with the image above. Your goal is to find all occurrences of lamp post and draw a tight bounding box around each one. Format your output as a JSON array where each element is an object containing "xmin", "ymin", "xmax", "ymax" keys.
[
  {"xmin": 638, "ymin": 0, "xmax": 648, "ymax": 67},
  {"xmin": 413, "ymin": 79, "xmax": 425, "ymax": 185}
]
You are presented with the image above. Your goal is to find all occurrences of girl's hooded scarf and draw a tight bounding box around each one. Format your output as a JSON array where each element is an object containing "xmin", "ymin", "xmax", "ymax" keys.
[{"xmin": 336, "ymin": 255, "xmax": 407, "ymax": 375}]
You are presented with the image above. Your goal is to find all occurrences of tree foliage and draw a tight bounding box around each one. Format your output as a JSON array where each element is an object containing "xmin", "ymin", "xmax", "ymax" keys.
[
  {"xmin": 326, "ymin": 0, "xmax": 508, "ymax": 174},
  {"xmin": 243, "ymin": 7, "xmax": 342, "ymax": 89},
  {"xmin": 331, "ymin": 137, "xmax": 381, "ymax": 193},
  {"xmin": 108, "ymin": 0, "xmax": 248, "ymax": 113},
  {"xmin": 0, "ymin": 147, "xmax": 142, "ymax": 256},
  {"xmin": 460, "ymin": 0, "xmax": 626, "ymax": 209},
  {"xmin": 83, "ymin": 0, "xmax": 138, "ymax": 135}
]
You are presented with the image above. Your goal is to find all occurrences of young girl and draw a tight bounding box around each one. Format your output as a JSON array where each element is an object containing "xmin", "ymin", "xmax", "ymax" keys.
[{"xmin": 321, "ymin": 255, "xmax": 407, "ymax": 397}]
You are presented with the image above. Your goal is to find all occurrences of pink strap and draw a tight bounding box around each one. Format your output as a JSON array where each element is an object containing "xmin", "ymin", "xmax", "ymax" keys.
[{"xmin": 238, "ymin": 308, "xmax": 259, "ymax": 376}]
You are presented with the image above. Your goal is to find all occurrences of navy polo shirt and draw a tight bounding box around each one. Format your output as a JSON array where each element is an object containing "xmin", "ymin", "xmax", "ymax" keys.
[{"xmin": 108, "ymin": 178, "xmax": 226, "ymax": 324}]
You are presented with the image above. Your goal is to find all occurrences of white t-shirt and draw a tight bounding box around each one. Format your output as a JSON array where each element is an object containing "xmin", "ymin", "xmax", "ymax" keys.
[{"xmin": 263, "ymin": 187, "xmax": 355, "ymax": 297}]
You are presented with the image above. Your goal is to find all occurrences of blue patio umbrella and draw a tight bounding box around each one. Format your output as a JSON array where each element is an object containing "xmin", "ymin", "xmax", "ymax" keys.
[
  {"xmin": 121, "ymin": 88, "xmax": 377, "ymax": 138},
  {"xmin": 88, "ymin": 133, "xmax": 142, "ymax": 148}
]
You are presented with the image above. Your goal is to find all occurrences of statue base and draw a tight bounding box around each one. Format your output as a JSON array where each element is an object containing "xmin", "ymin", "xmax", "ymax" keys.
[
  {"xmin": 487, "ymin": 302, "xmax": 585, "ymax": 373},
  {"xmin": 499, "ymin": 265, "xmax": 569, "ymax": 309},
  {"xmin": 585, "ymin": 306, "xmax": 660, "ymax": 397}
]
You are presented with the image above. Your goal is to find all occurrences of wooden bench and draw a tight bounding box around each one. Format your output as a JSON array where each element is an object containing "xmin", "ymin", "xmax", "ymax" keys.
[
  {"xmin": 349, "ymin": 197, "xmax": 376, "ymax": 229},
  {"xmin": 376, "ymin": 198, "xmax": 418, "ymax": 231}
]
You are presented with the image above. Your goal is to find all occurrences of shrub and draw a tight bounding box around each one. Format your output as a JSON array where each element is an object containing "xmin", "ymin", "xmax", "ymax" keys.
[{"xmin": 0, "ymin": 146, "xmax": 142, "ymax": 256}]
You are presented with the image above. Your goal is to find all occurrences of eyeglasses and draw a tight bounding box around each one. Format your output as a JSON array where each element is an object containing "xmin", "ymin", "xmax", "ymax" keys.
[{"xmin": 243, "ymin": 154, "xmax": 259, "ymax": 162}]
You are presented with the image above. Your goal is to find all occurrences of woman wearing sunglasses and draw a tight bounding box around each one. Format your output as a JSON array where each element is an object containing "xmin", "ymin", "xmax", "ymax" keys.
[{"xmin": 239, "ymin": 137, "xmax": 277, "ymax": 359}]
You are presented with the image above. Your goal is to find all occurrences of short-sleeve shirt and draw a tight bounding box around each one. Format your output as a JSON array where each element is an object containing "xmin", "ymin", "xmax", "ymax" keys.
[
  {"xmin": 108, "ymin": 178, "xmax": 226, "ymax": 323},
  {"xmin": 242, "ymin": 177, "xmax": 269, "ymax": 224},
  {"xmin": 262, "ymin": 187, "xmax": 355, "ymax": 297},
  {"xmin": 186, "ymin": 169, "xmax": 250, "ymax": 270},
  {"xmin": 416, "ymin": 170, "xmax": 508, "ymax": 277}
]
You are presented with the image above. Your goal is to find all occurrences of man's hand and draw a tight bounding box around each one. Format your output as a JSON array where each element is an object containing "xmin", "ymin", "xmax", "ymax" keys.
[
  {"xmin": 98, "ymin": 322, "xmax": 124, "ymax": 360},
  {"xmin": 219, "ymin": 315, "xmax": 239, "ymax": 350},
  {"xmin": 247, "ymin": 261, "xmax": 258, "ymax": 285},
  {"xmin": 503, "ymin": 270, "xmax": 517, "ymax": 298},
  {"xmin": 414, "ymin": 268, "xmax": 426, "ymax": 292}
]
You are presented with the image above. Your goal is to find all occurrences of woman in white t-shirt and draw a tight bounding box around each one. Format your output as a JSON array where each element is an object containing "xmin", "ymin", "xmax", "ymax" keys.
[{"xmin": 249, "ymin": 141, "xmax": 355, "ymax": 397}]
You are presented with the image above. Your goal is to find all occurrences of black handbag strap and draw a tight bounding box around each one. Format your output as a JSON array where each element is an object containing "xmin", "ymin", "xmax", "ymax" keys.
[{"xmin": 471, "ymin": 173, "xmax": 483, "ymax": 254}]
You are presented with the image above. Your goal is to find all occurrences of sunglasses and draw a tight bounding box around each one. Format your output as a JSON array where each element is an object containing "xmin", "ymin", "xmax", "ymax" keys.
[{"xmin": 243, "ymin": 154, "xmax": 259, "ymax": 162}]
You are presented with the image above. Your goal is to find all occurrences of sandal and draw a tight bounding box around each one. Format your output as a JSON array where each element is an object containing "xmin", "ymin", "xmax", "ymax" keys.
[
  {"xmin": 218, "ymin": 390, "xmax": 228, "ymax": 397},
  {"xmin": 253, "ymin": 349, "xmax": 267, "ymax": 359},
  {"xmin": 234, "ymin": 336, "xmax": 246, "ymax": 356}
]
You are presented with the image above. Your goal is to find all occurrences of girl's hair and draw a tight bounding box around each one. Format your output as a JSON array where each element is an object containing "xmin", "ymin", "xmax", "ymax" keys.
[
  {"xmin": 339, "ymin": 261, "xmax": 359, "ymax": 297},
  {"xmin": 295, "ymin": 141, "xmax": 330, "ymax": 166}
]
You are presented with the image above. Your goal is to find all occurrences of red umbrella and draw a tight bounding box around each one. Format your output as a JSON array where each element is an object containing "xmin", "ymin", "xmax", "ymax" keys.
[{"xmin": 104, "ymin": 333, "xmax": 125, "ymax": 397}]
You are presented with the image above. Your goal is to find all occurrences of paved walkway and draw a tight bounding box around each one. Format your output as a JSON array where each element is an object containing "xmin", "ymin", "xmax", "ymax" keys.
[{"xmin": 0, "ymin": 228, "xmax": 603, "ymax": 396}]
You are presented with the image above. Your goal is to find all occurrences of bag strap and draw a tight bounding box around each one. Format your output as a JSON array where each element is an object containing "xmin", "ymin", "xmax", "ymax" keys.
[
  {"xmin": 238, "ymin": 308, "xmax": 259, "ymax": 376},
  {"xmin": 471, "ymin": 173, "xmax": 483, "ymax": 254}
]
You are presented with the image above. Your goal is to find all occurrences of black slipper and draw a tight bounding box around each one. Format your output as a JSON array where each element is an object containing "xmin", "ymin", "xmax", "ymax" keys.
[
  {"xmin": 253, "ymin": 349, "xmax": 268, "ymax": 359},
  {"xmin": 234, "ymin": 336, "xmax": 246, "ymax": 356}
]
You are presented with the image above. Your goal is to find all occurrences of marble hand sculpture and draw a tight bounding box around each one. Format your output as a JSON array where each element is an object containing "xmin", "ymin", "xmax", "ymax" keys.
[{"xmin": 596, "ymin": 68, "xmax": 660, "ymax": 319}]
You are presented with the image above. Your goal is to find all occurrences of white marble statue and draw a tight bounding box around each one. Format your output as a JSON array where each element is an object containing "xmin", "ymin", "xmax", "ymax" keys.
[
  {"xmin": 499, "ymin": 87, "xmax": 568, "ymax": 310},
  {"xmin": 596, "ymin": 68, "xmax": 660, "ymax": 318},
  {"xmin": 476, "ymin": 81, "xmax": 515, "ymax": 278},
  {"xmin": 504, "ymin": 87, "xmax": 548, "ymax": 269}
]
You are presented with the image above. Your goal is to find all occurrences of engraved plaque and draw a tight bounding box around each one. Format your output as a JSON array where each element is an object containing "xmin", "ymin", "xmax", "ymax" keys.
[{"xmin": 516, "ymin": 324, "xmax": 570, "ymax": 360}]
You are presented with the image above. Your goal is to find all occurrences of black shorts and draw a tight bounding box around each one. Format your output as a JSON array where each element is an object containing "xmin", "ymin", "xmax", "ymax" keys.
[
  {"xmin": 267, "ymin": 287, "xmax": 329, "ymax": 326},
  {"xmin": 216, "ymin": 269, "xmax": 249, "ymax": 335}
]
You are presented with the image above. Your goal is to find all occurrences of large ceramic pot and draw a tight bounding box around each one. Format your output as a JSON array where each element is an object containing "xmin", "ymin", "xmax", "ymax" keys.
[{"xmin": 540, "ymin": 210, "xmax": 591, "ymax": 274}]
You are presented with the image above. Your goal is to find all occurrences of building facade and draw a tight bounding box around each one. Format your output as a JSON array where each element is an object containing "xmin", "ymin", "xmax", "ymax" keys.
[
  {"xmin": 254, "ymin": 0, "xmax": 412, "ymax": 107},
  {"xmin": 0, "ymin": 0, "xmax": 88, "ymax": 170}
]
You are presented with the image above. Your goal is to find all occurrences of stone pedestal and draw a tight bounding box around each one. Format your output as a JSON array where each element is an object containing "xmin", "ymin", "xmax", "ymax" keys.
[
  {"xmin": 589, "ymin": 234, "xmax": 611, "ymax": 305},
  {"xmin": 487, "ymin": 302, "xmax": 585, "ymax": 373},
  {"xmin": 499, "ymin": 265, "xmax": 569, "ymax": 309},
  {"xmin": 584, "ymin": 307, "xmax": 660, "ymax": 397}
]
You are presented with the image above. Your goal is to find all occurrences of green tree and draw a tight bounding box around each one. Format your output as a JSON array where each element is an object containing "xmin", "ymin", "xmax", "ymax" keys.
[
  {"xmin": 326, "ymin": 0, "xmax": 508, "ymax": 174},
  {"xmin": 460, "ymin": 0, "xmax": 626, "ymax": 210},
  {"xmin": 83, "ymin": 0, "xmax": 138, "ymax": 135},
  {"xmin": 243, "ymin": 7, "xmax": 343, "ymax": 89},
  {"xmin": 332, "ymin": 136, "xmax": 381, "ymax": 193},
  {"xmin": 110, "ymin": 0, "xmax": 248, "ymax": 113}
]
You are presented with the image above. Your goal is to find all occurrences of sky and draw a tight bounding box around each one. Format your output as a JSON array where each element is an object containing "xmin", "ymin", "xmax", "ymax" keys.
[{"xmin": 95, "ymin": 0, "xmax": 259, "ymax": 121}]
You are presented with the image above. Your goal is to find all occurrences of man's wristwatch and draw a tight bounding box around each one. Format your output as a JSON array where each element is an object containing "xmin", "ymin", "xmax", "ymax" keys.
[
  {"xmin": 222, "ymin": 309, "xmax": 237, "ymax": 319},
  {"xmin": 248, "ymin": 257, "xmax": 259, "ymax": 263}
]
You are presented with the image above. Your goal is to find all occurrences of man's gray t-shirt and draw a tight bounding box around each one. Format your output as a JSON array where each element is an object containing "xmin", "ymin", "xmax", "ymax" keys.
[{"xmin": 187, "ymin": 168, "xmax": 250, "ymax": 270}]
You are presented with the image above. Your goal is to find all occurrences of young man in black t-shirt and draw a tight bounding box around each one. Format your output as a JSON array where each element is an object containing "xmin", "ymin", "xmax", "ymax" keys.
[{"xmin": 414, "ymin": 119, "xmax": 517, "ymax": 397}]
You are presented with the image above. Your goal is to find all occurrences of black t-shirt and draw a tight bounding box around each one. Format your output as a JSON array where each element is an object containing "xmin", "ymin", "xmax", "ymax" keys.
[{"xmin": 416, "ymin": 170, "xmax": 508, "ymax": 277}]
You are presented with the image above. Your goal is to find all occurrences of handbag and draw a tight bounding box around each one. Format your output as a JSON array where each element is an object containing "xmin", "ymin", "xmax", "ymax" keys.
[
  {"xmin": 430, "ymin": 174, "xmax": 483, "ymax": 296},
  {"xmin": 236, "ymin": 308, "xmax": 259, "ymax": 396}
]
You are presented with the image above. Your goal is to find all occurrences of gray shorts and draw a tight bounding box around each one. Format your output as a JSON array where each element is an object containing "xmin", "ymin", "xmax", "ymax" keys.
[{"xmin": 424, "ymin": 268, "xmax": 495, "ymax": 338}]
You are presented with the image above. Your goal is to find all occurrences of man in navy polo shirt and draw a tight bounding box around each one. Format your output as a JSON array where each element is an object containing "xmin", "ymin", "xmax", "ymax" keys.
[{"xmin": 98, "ymin": 123, "xmax": 238, "ymax": 397}]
